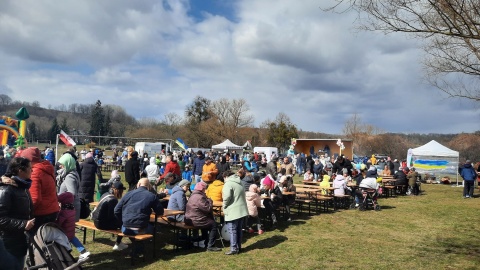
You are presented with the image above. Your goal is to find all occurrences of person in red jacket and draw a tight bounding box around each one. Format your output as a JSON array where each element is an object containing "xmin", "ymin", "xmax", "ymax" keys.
[
  {"xmin": 19, "ymin": 147, "xmax": 60, "ymax": 232},
  {"xmin": 157, "ymin": 154, "xmax": 181, "ymax": 183}
]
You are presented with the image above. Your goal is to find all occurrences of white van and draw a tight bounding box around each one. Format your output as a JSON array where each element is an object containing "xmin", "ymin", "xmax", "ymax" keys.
[
  {"xmin": 253, "ymin": 147, "xmax": 278, "ymax": 162},
  {"xmin": 135, "ymin": 142, "xmax": 170, "ymax": 157}
]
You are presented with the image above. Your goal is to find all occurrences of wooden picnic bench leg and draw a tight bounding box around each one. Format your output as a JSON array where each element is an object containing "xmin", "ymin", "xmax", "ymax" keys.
[{"xmin": 82, "ymin": 227, "xmax": 87, "ymax": 244}]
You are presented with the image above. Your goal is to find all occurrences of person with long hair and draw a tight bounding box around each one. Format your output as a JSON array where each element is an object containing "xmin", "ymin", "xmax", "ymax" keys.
[{"xmin": 0, "ymin": 157, "xmax": 36, "ymax": 269}]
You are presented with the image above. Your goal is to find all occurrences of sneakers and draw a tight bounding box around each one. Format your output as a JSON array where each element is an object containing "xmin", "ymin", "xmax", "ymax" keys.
[
  {"xmin": 207, "ymin": 247, "xmax": 222, "ymax": 252},
  {"xmin": 258, "ymin": 230, "xmax": 264, "ymax": 235},
  {"xmin": 78, "ymin": 251, "xmax": 90, "ymax": 262},
  {"xmin": 113, "ymin": 242, "xmax": 129, "ymax": 251},
  {"xmin": 287, "ymin": 218, "xmax": 292, "ymax": 222}
]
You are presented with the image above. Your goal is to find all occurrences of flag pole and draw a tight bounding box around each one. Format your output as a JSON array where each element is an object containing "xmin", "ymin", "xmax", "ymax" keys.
[{"xmin": 55, "ymin": 134, "xmax": 59, "ymax": 164}]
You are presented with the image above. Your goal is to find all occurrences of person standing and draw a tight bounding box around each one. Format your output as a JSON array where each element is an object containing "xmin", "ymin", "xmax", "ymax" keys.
[
  {"xmin": 201, "ymin": 157, "xmax": 218, "ymax": 184},
  {"xmin": 222, "ymin": 171, "xmax": 248, "ymax": 255},
  {"xmin": 79, "ymin": 152, "xmax": 103, "ymax": 203},
  {"xmin": 0, "ymin": 157, "xmax": 36, "ymax": 270},
  {"xmin": 192, "ymin": 151, "xmax": 205, "ymax": 184},
  {"xmin": 266, "ymin": 155, "xmax": 278, "ymax": 177},
  {"xmin": 19, "ymin": 147, "xmax": 59, "ymax": 232},
  {"xmin": 461, "ymin": 160, "xmax": 477, "ymax": 198},
  {"xmin": 280, "ymin": 157, "xmax": 294, "ymax": 175},
  {"xmin": 125, "ymin": 151, "xmax": 140, "ymax": 191}
]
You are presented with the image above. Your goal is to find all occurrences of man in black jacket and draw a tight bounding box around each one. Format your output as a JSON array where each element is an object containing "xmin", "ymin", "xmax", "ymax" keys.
[
  {"xmin": 332, "ymin": 155, "xmax": 353, "ymax": 176},
  {"xmin": 93, "ymin": 182, "xmax": 128, "ymax": 251},
  {"xmin": 79, "ymin": 152, "xmax": 103, "ymax": 203},
  {"xmin": 124, "ymin": 151, "xmax": 140, "ymax": 191}
]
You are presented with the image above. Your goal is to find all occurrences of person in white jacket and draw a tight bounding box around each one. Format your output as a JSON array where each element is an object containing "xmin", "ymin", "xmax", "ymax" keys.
[{"xmin": 144, "ymin": 157, "xmax": 160, "ymax": 185}]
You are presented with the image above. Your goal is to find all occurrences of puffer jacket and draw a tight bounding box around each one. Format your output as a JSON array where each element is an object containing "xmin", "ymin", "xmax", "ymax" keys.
[
  {"xmin": 167, "ymin": 186, "xmax": 187, "ymax": 222},
  {"xmin": 79, "ymin": 157, "xmax": 101, "ymax": 203},
  {"xmin": 56, "ymin": 192, "xmax": 76, "ymax": 240},
  {"xmin": 241, "ymin": 175, "xmax": 255, "ymax": 192},
  {"xmin": 245, "ymin": 189, "xmax": 261, "ymax": 217},
  {"xmin": 184, "ymin": 190, "xmax": 215, "ymax": 228},
  {"xmin": 30, "ymin": 160, "xmax": 60, "ymax": 216},
  {"xmin": 0, "ymin": 176, "xmax": 34, "ymax": 257},
  {"xmin": 206, "ymin": 180, "xmax": 224, "ymax": 202},
  {"xmin": 145, "ymin": 157, "xmax": 159, "ymax": 183}
]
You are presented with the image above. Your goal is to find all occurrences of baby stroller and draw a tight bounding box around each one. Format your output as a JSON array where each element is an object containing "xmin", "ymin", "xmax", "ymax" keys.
[
  {"xmin": 26, "ymin": 223, "xmax": 83, "ymax": 270},
  {"xmin": 359, "ymin": 188, "xmax": 381, "ymax": 211}
]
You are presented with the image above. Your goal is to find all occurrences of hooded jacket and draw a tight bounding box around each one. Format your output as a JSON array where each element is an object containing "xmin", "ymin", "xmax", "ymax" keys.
[
  {"xmin": 245, "ymin": 185, "xmax": 262, "ymax": 217},
  {"xmin": 57, "ymin": 154, "xmax": 81, "ymax": 221},
  {"xmin": 92, "ymin": 192, "xmax": 121, "ymax": 230},
  {"xmin": 461, "ymin": 163, "xmax": 477, "ymax": 181},
  {"xmin": 184, "ymin": 190, "xmax": 215, "ymax": 228},
  {"xmin": 56, "ymin": 192, "xmax": 76, "ymax": 240},
  {"xmin": 167, "ymin": 185, "xmax": 187, "ymax": 222},
  {"xmin": 206, "ymin": 180, "xmax": 224, "ymax": 202},
  {"xmin": 79, "ymin": 157, "xmax": 101, "ymax": 203},
  {"xmin": 0, "ymin": 176, "xmax": 34, "ymax": 257},
  {"xmin": 29, "ymin": 160, "xmax": 60, "ymax": 216},
  {"xmin": 241, "ymin": 174, "xmax": 255, "ymax": 192},
  {"xmin": 145, "ymin": 157, "xmax": 159, "ymax": 182}
]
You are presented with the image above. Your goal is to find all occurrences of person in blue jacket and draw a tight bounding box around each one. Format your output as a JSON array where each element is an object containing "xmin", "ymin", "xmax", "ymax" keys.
[{"xmin": 461, "ymin": 160, "xmax": 477, "ymax": 198}]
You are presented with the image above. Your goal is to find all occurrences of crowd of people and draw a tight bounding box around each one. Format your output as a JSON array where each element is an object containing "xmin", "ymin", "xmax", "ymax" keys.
[{"xmin": 1, "ymin": 144, "xmax": 479, "ymax": 269}]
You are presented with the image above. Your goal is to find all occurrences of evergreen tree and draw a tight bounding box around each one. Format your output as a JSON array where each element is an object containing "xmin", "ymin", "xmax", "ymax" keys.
[
  {"xmin": 60, "ymin": 118, "xmax": 69, "ymax": 133},
  {"xmin": 28, "ymin": 122, "xmax": 38, "ymax": 142},
  {"xmin": 265, "ymin": 113, "xmax": 299, "ymax": 153},
  {"xmin": 89, "ymin": 100, "xmax": 105, "ymax": 142},
  {"xmin": 47, "ymin": 118, "xmax": 61, "ymax": 143}
]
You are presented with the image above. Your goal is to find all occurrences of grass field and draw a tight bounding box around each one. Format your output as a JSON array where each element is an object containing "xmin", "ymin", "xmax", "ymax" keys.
[{"xmin": 73, "ymin": 167, "xmax": 480, "ymax": 270}]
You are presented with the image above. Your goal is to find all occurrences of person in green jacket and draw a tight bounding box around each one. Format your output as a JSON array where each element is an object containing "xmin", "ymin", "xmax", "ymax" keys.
[{"xmin": 222, "ymin": 171, "xmax": 248, "ymax": 255}]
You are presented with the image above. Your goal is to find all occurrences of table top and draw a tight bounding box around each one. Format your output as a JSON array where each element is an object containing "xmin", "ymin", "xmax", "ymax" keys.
[
  {"xmin": 150, "ymin": 209, "xmax": 185, "ymax": 219},
  {"xmin": 282, "ymin": 191, "xmax": 295, "ymax": 195}
]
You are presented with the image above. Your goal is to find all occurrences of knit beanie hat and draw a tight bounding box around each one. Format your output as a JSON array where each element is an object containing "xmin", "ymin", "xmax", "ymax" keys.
[
  {"xmin": 19, "ymin": 147, "xmax": 42, "ymax": 164},
  {"xmin": 194, "ymin": 181, "xmax": 207, "ymax": 191}
]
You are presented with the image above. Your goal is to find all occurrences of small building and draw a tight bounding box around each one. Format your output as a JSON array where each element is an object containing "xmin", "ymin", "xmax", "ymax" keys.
[{"xmin": 294, "ymin": 139, "xmax": 353, "ymax": 159}]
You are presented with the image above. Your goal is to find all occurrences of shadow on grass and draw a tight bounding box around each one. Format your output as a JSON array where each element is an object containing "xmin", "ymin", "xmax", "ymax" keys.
[
  {"xmin": 243, "ymin": 235, "xmax": 288, "ymax": 252},
  {"xmin": 425, "ymin": 235, "xmax": 480, "ymax": 263}
]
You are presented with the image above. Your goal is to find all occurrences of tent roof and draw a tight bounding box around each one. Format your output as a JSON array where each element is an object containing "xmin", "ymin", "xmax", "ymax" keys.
[
  {"xmin": 411, "ymin": 140, "xmax": 459, "ymax": 157},
  {"xmin": 211, "ymin": 139, "xmax": 243, "ymax": 150}
]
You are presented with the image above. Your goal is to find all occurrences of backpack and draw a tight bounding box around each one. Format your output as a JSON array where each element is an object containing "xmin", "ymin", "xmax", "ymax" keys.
[{"xmin": 79, "ymin": 198, "xmax": 91, "ymax": 219}]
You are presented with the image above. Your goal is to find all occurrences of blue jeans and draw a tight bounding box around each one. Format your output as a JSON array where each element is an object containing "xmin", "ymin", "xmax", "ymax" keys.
[
  {"xmin": 121, "ymin": 225, "xmax": 154, "ymax": 255},
  {"xmin": 70, "ymin": 236, "xmax": 86, "ymax": 253},
  {"xmin": 226, "ymin": 218, "xmax": 244, "ymax": 252},
  {"xmin": 194, "ymin": 175, "xmax": 202, "ymax": 183}
]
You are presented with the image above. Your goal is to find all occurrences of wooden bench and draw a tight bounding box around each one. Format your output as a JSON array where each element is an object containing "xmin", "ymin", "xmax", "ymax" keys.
[
  {"xmin": 75, "ymin": 219, "xmax": 154, "ymax": 265},
  {"xmin": 150, "ymin": 215, "xmax": 206, "ymax": 250}
]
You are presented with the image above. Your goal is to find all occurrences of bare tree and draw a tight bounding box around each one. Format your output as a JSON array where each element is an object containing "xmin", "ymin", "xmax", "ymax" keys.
[
  {"xmin": 326, "ymin": 0, "xmax": 480, "ymax": 101},
  {"xmin": 209, "ymin": 98, "xmax": 254, "ymax": 141},
  {"xmin": 161, "ymin": 112, "xmax": 183, "ymax": 139},
  {"xmin": 0, "ymin": 94, "xmax": 12, "ymax": 105}
]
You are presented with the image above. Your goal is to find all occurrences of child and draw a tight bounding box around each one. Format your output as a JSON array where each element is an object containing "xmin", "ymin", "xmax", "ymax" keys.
[
  {"xmin": 245, "ymin": 184, "xmax": 263, "ymax": 234},
  {"xmin": 182, "ymin": 165, "xmax": 193, "ymax": 182},
  {"xmin": 57, "ymin": 192, "xmax": 90, "ymax": 262},
  {"xmin": 320, "ymin": 170, "xmax": 331, "ymax": 195}
]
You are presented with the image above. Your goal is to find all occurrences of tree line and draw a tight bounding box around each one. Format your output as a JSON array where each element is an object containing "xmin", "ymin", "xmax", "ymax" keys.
[{"xmin": 0, "ymin": 94, "xmax": 479, "ymax": 161}]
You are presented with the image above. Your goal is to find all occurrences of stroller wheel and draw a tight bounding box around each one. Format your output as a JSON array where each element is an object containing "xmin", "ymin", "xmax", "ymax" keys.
[
  {"xmin": 359, "ymin": 204, "xmax": 366, "ymax": 211},
  {"xmin": 375, "ymin": 205, "xmax": 381, "ymax": 211}
]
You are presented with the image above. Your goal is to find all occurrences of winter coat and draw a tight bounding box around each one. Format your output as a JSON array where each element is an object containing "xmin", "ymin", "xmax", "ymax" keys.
[
  {"xmin": 266, "ymin": 161, "xmax": 278, "ymax": 177},
  {"xmin": 114, "ymin": 186, "xmax": 164, "ymax": 229},
  {"xmin": 167, "ymin": 186, "xmax": 187, "ymax": 222},
  {"xmin": 57, "ymin": 154, "xmax": 81, "ymax": 222},
  {"xmin": 124, "ymin": 158, "xmax": 140, "ymax": 186},
  {"xmin": 0, "ymin": 176, "xmax": 34, "ymax": 258},
  {"xmin": 182, "ymin": 170, "xmax": 193, "ymax": 182},
  {"xmin": 201, "ymin": 163, "xmax": 218, "ymax": 183},
  {"xmin": 241, "ymin": 175, "xmax": 255, "ymax": 192},
  {"xmin": 56, "ymin": 192, "xmax": 76, "ymax": 240},
  {"xmin": 245, "ymin": 190, "xmax": 261, "ymax": 217},
  {"xmin": 216, "ymin": 157, "xmax": 230, "ymax": 180},
  {"xmin": 313, "ymin": 162, "xmax": 324, "ymax": 175},
  {"xmin": 79, "ymin": 157, "xmax": 101, "ymax": 203},
  {"xmin": 260, "ymin": 185, "xmax": 283, "ymax": 208},
  {"xmin": 393, "ymin": 171, "xmax": 408, "ymax": 186},
  {"xmin": 145, "ymin": 157, "xmax": 159, "ymax": 183},
  {"xmin": 393, "ymin": 161, "xmax": 401, "ymax": 172},
  {"xmin": 92, "ymin": 192, "xmax": 121, "ymax": 230},
  {"xmin": 184, "ymin": 190, "xmax": 215, "ymax": 228},
  {"xmin": 160, "ymin": 160, "xmax": 181, "ymax": 179},
  {"xmin": 359, "ymin": 177, "xmax": 379, "ymax": 190},
  {"xmin": 206, "ymin": 180, "xmax": 224, "ymax": 202},
  {"xmin": 333, "ymin": 178, "xmax": 347, "ymax": 196},
  {"xmin": 461, "ymin": 164, "xmax": 477, "ymax": 181},
  {"xmin": 30, "ymin": 160, "xmax": 60, "ymax": 216},
  {"xmin": 332, "ymin": 159, "xmax": 353, "ymax": 175},
  {"xmin": 280, "ymin": 162, "xmax": 294, "ymax": 175},
  {"xmin": 407, "ymin": 171, "xmax": 419, "ymax": 186},
  {"xmin": 192, "ymin": 155, "xmax": 205, "ymax": 176},
  {"xmin": 222, "ymin": 174, "xmax": 248, "ymax": 222},
  {"xmin": 0, "ymin": 157, "xmax": 8, "ymax": 177},
  {"xmin": 45, "ymin": 149, "xmax": 55, "ymax": 165},
  {"xmin": 320, "ymin": 175, "xmax": 331, "ymax": 195}
]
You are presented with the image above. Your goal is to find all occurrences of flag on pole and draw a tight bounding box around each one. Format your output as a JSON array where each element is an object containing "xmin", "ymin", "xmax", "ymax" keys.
[
  {"xmin": 59, "ymin": 130, "xmax": 76, "ymax": 147},
  {"xmin": 175, "ymin": 138, "xmax": 188, "ymax": 151}
]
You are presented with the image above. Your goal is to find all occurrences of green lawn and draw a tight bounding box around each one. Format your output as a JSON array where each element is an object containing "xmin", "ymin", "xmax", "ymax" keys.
[{"xmin": 76, "ymin": 173, "xmax": 480, "ymax": 270}]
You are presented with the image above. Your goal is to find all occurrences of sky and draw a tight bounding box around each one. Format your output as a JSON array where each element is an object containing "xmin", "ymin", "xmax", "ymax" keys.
[{"xmin": 0, "ymin": 0, "xmax": 478, "ymax": 134}]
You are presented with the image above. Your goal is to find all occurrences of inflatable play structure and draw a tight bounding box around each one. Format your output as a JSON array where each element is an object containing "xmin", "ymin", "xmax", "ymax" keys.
[{"xmin": 0, "ymin": 107, "xmax": 29, "ymax": 148}]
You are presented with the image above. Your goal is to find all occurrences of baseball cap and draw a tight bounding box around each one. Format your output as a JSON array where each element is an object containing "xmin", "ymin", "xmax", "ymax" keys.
[{"xmin": 113, "ymin": 182, "xmax": 126, "ymax": 190}]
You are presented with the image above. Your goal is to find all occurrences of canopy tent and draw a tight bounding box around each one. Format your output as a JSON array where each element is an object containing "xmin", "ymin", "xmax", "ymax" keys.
[
  {"xmin": 212, "ymin": 139, "xmax": 244, "ymax": 152},
  {"xmin": 406, "ymin": 140, "xmax": 459, "ymax": 185}
]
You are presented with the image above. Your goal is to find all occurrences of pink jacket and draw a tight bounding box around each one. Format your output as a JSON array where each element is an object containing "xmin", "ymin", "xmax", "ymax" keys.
[
  {"xmin": 245, "ymin": 191, "xmax": 261, "ymax": 217},
  {"xmin": 56, "ymin": 192, "xmax": 76, "ymax": 240}
]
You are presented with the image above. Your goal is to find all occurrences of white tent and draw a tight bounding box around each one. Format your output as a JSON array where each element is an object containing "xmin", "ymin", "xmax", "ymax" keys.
[
  {"xmin": 212, "ymin": 139, "xmax": 244, "ymax": 152},
  {"xmin": 406, "ymin": 140, "xmax": 459, "ymax": 184}
]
